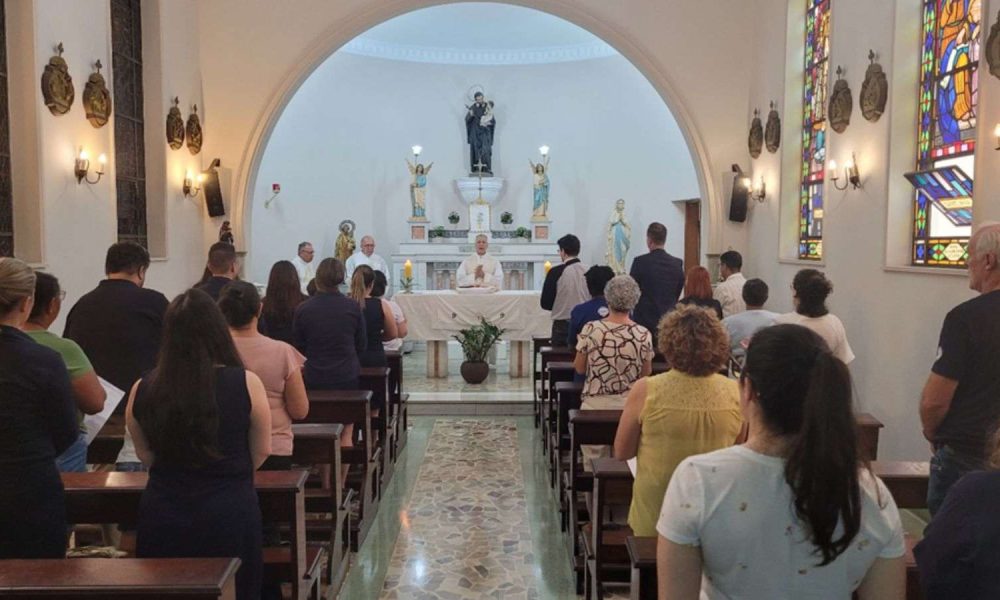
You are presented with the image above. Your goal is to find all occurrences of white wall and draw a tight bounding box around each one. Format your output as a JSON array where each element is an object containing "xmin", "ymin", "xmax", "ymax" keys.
[
  {"xmin": 745, "ymin": 0, "xmax": 985, "ymax": 461},
  {"xmin": 249, "ymin": 52, "xmax": 698, "ymax": 282},
  {"xmin": 8, "ymin": 0, "xmax": 208, "ymax": 331}
]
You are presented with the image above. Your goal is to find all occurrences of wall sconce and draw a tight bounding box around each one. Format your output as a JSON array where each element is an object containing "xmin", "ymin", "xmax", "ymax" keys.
[
  {"xmin": 539, "ymin": 145, "xmax": 550, "ymax": 157},
  {"xmin": 994, "ymin": 124, "xmax": 1000, "ymax": 150},
  {"xmin": 829, "ymin": 153, "xmax": 862, "ymax": 190},
  {"xmin": 411, "ymin": 145, "xmax": 422, "ymax": 161},
  {"xmin": 183, "ymin": 169, "xmax": 205, "ymax": 198},
  {"xmin": 750, "ymin": 176, "xmax": 766, "ymax": 202},
  {"xmin": 74, "ymin": 149, "xmax": 106, "ymax": 185}
]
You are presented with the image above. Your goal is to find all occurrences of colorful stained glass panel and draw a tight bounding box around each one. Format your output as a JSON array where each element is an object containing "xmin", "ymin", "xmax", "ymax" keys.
[{"xmin": 799, "ymin": 0, "xmax": 829, "ymax": 260}]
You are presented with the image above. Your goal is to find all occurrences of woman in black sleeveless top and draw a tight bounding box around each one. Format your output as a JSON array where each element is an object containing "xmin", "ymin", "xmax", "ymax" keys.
[
  {"xmin": 349, "ymin": 266, "xmax": 397, "ymax": 406},
  {"xmin": 127, "ymin": 289, "xmax": 272, "ymax": 600}
]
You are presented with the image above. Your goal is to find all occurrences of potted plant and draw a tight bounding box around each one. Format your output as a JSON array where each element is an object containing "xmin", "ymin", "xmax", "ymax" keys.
[
  {"xmin": 429, "ymin": 226, "xmax": 446, "ymax": 243},
  {"xmin": 513, "ymin": 226, "xmax": 531, "ymax": 243},
  {"xmin": 453, "ymin": 317, "xmax": 506, "ymax": 384},
  {"xmin": 448, "ymin": 211, "xmax": 461, "ymax": 226},
  {"xmin": 500, "ymin": 211, "xmax": 513, "ymax": 227}
]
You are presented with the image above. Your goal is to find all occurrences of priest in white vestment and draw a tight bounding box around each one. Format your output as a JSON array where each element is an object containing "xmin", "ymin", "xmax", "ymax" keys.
[
  {"xmin": 457, "ymin": 234, "xmax": 504, "ymax": 289},
  {"xmin": 291, "ymin": 241, "xmax": 316, "ymax": 294},
  {"xmin": 346, "ymin": 236, "xmax": 391, "ymax": 281}
]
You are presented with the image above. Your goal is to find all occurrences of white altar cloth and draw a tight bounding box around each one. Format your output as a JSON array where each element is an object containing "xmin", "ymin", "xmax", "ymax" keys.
[
  {"xmin": 394, "ymin": 290, "xmax": 550, "ymax": 341},
  {"xmin": 393, "ymin": 290, "xmax": 551, "ymax": 378}
]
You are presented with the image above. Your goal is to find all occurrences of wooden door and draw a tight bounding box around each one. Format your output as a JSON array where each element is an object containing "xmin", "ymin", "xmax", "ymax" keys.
[{"xmin": 684, "ymin": 200, "xmax": 701, "ymax": 272}]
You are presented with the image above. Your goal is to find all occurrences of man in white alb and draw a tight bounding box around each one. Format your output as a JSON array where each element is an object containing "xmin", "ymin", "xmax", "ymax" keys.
[
  {"xmin": 291, "ymin": 241, "xmax": 316, "ymax": 294},
  {"xmin": 457, "ymin": 234, "xmax": 503, "ymax": 289},
  {"xmin": 346, "ymin": 235, "xmax": 391, "ymax": 281}
]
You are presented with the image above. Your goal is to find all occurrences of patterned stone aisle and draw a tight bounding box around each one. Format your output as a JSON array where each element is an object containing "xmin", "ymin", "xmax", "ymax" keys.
[{"xmin": 380, "ymin": 419, "xmax": 539, "ymax": 599}]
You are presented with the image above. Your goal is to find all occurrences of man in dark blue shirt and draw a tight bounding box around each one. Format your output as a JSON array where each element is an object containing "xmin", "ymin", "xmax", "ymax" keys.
[
  {"xmin": 195, "ymin": 242, "xmax": 238, "ymax": 300},
  {"xmin": 567, "ymin": 265, "xmax": 615, "ymax": 348}
]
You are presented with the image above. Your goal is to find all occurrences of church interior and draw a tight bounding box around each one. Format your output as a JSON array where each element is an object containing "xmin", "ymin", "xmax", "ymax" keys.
[{"xmin": 0, "ymin": 0, "xmax": 996, "ymax": 598}]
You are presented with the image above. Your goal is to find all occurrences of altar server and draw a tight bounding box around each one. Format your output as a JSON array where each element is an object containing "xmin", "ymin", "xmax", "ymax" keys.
[{"xmin": 457, "ymin": 235, "xmax": 504, "ymax": 289}]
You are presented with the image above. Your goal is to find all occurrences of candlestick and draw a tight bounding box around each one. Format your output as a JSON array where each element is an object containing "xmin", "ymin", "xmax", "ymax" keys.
[{"xmin": 404, "ymin": 259, "xmax": 413, "ymax": 279}]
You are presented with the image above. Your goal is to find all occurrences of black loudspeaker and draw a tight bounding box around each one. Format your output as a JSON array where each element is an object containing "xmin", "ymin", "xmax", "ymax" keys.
[
  {"xmin": 203, "ymin": 169, "xmax": 225, "ymax": 217},
  {"xmin": 728, "ymin": 179, "xmax": 749, "ymax": 222}
]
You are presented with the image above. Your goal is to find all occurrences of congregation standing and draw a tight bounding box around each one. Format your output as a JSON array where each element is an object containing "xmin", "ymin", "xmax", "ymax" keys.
[{"xmin": 1, "ymin": 221, "xmax": 1000, "ymax": 598}]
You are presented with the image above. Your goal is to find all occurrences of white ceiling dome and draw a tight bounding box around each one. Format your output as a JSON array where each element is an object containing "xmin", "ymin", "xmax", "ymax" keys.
[{"xmin": 341, "ymin": 2, "xmax": 616, "ymax": 65}]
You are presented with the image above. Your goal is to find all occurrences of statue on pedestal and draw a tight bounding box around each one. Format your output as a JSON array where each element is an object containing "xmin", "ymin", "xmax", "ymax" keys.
[
  {"xmin": 406, "ymin": 160, "xmax": 433, "ymax": 220},
  {"xmin": 530, "ymin": 155, "xmax": 550, "ymax": 220},
  {"xmin": 465, "ymin": 90, "xmax": 495, "ymax": 176},
  {"xmin": 606, "ymin": 199, "xmax": 631, "ymax": 275},
  {"xmin": 335, "ymin": 220, "xmax": 356, "ymax": 263}
]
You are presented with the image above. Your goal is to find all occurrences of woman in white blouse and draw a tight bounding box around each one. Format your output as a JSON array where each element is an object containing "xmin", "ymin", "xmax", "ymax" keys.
[
  {"xmin": 656, "ymin": 324, "xmax": 904, "ymax": 599},
  {"xmin": 774, "ymin": 268, "xmax": 854, "ymax": 364}
]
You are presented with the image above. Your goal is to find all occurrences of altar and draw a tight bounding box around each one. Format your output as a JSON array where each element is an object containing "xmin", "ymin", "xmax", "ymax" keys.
[{"xmin": 393, "ymin": 290, "xmax": 551, "ymax": 378}]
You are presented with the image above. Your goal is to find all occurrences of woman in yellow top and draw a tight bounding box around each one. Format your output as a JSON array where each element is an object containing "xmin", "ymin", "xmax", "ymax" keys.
[{"xmin": 614, "ymin": 304, "xmax": 744, "ymax": 536}]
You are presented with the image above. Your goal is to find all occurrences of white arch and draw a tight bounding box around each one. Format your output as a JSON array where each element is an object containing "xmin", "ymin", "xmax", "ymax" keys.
[{"xmin": 231, "ymin": 0, "xmax": 721, "ymax": 256}]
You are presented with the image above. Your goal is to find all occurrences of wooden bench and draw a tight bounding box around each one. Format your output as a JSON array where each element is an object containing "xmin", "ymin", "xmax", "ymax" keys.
[
  {"xmin": 538, "ymin": 346, "xmax": 575, "ymax": 437},
  {"xmin": 86, "ymin": 414, "xmax": 125, "ymax": 465},
  {"xmin": 360, "ymin": 367, "xmax": 395, "ymax": 484},
  {"xmin": 586, "ymin": 458, "xmax": 634, "ymax": 599},
  {"xmin": 532, "ymin": 336, "xmax": 552, "ymax": 427},
  {"xmin": 871, "ymin": 461, "xmax": 928, "ymax": 509},
  {"xmin": 625, "ymin": 536, "xmax": 656, "ymax": 600},
  {"xmin": 61, "ymin": 471, "xmax": 321, "ymax": 600},
  {"xmin": 290, "ymin": 423, "xmax": 351, "ymax": 595},
  {"xmin": 552, "ymin": 381, "xmax": 584, "ymax": 497},
  {"xmin": 385, "ymin": 350, "xmax": 408, "ymax": 453},
  {"xmin": 565, "ymin": 409, "xmax": 622, "ymax": 592},
  {"xmin": 301, "ymin": 390, "xmax": 381, "ymax": 550},
  {"xmin": 0, "ymin": 557, "xmax": 241, "ymax": 599},
  {"xmin": 857, "ymin": 413, "xmax": 884, "ymax": 461},
  {"xmin": 544, "ymin": 360, "xmax": 578, "ymax": 456}
]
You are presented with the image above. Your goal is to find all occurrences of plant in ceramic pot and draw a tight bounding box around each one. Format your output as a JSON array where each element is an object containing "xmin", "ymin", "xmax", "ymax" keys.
[
  {"xmin": 513, "ymin": 226, "xmax": 531, "ymax": 243},
  {"xmin": 453, "ymin": 317, "xmax": 506, "ymax": 384},
  {"xmin": 429, "ymin": 225, "xmax": 446, "ymax": 243},
  {"xmin": 500, "ymin": 211, "xmax": 513, "ymax": 227},
  {"xmin": 448, "ymin": 211, "xmax": 461, "ymax": 226}
]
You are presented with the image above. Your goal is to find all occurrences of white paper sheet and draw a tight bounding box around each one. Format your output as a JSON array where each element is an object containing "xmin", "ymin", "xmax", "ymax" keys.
[
  {"xmin": 82, "ymin": 378, "xmax": 126, "ymax": 445},
  {"xmin": 627, "ymin": 457, "xmax": 637, "ymax": 477}
]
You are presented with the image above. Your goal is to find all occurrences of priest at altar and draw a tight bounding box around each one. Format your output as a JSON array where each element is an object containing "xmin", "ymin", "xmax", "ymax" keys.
[
  {"xmin": 346, "ymin": 235, "xmax": 391, "ymax": 280},
  {"xmin": 457, "ymin": 234, "xmax": 504, "ymax": 289}
]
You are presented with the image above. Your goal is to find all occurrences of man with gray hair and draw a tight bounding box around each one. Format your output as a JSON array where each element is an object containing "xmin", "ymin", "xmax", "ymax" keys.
[
  {"xmin": 346, "ymin": 235, "xmax": 390, "ymax": 282},
  {"xmin": 291, "ymin": 241, "xmax": 316, "ymax": 294},
  {"xmin": 920, "ymin": 222, "xmax": 1000, "ymax": 514},
  {"xmin": 457, "ymin": 234, "xmax": 503, "ymax": 289}
]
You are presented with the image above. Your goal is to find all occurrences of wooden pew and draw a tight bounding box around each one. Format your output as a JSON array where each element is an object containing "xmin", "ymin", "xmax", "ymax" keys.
[
  {"xmin": 385, "ymin": 350, "xmax": 408, "ymax": 453},
  {"xmin": 586, "ymin": 458, "xmax": 634, "ymax": 599},
  {"xmin": 0, "ymin": 557, "xmax": 241, "ymax": 599},
  {"xmin": 565, "ymin": 409, "xmax": 622, "ymax": 592},
  {"xmin": 544, "ymin": 360, "xmax": 577, "ymax": 456},
  {"xmin": 301, "ymin": 390, "xmax": 381, "ymax": 550},
  {"xmin": 856, "ymin": 413, "xmax": 884, "ymax": 461},
  {"xmin": 290, "ymin": 423, "xmax": 351, "ymax": 595},
  {"xmin": 360, "ymin": 366, "xmax": 396, "ymax": 483},
  {"xmin": 553, "ymin": 381, "xmax": 584, "ymax": 498},
  {"xmin": 872, "ymin": 461, "xmax": 929, "ymax": 509},
  {"xmin": 539, "ymin": 346, "xmax": 575, "ymax": 442},
  {"xmin": 61, "ymin": 471, "xmax": 321, "ymax": 600},
  {"xmin": 625, "ymin": 537, "xmax": 656, "ymax": 600},
  {"xmin": 532, "ymin": 336, "xmax": 552, "ymax": 427},
  {"xmin": 86, "ymin": 414, "xmax": 124, "ymax": 464}
]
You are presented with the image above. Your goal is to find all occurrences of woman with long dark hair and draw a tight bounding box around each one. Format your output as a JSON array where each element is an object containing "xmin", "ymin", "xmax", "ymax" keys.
[
  {"xmin": 348, "ymin": 265, "xmax": 398, "ymax": 374},
  {"xmin": 127, "ymin": 289, "xmax": 271, "ymax": 600},
  {"xmin": 677, "ymin": 266, "xmax": 723, "ymax": 319},
  {"xmin": 655, "ymin": 324, "xmax": 904, "ymax": 599},
  {"xmin": 0, "ymin": 258, "xmax": 77, "ymax": 558},
  {"xmin": 258, "ymin": 260, "xmax": 306, "ymax": 345}
]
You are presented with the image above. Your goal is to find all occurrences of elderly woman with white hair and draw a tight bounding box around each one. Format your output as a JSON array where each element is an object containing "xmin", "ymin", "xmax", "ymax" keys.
[{"xmin": 574, "ymin": 274, "xmax": 654, "ymax": 409}]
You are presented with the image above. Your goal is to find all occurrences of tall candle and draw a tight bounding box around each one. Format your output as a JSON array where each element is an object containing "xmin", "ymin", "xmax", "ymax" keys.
[
  {"xmin": 404, "ymin": 259, "xmax": 413, "ymax": 279},
  {"xmin": 543, "ymin": 260, "xmax": 552, "ymax": 274}
]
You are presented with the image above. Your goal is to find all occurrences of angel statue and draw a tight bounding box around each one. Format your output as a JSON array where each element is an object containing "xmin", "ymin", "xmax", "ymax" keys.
[
  {"xmin": 334, "ymin": 219, "xmax": 356, "ymax": 263},
  {"xmin": 606, "ymin": 199, "xmax": 632, "ymax": 275},
  {"xmin": 406, "ymin": 159, "xmax": 433, "ymax": 220},
  {"xmin": 530, "ymin": 155, "xmax": 550, "ymax": 220}
]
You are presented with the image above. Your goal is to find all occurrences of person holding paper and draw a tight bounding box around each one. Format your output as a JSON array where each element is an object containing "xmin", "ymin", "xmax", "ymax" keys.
[{"xmin": 23, "ymin": 272, "xmax": 106, "ymax": 473}]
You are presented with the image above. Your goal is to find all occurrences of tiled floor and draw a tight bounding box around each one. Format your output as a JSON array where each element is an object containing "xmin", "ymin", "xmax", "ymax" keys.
[
  {"xmin": 401, "ymin": 346, "xmax": 533, "ymax": 396},
  {"xmin": 341, "ymin": 417, "xmax": 578, "ymax": 599}
]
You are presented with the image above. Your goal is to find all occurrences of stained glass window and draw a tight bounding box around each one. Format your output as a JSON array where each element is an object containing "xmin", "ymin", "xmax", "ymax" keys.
[
  {"xmin": 799, "ymin": 0, "xmax": 830, "ymax": 260},
  {"xmin": 907, "ymin": 0, "xmax": 980, "ymax": 267},
  {"xmin": 0, "ymin": 1, "xmax": 12, "ymax": 258},
  {"xmin": 111, "ymin": 0, "xmax": 147, "ymax": 248}
]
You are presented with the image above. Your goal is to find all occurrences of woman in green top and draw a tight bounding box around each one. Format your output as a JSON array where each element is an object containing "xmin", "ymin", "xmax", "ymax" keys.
[{"xmin": 24, "ymin": 272, "xmax": 106, "ymax": 472}]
